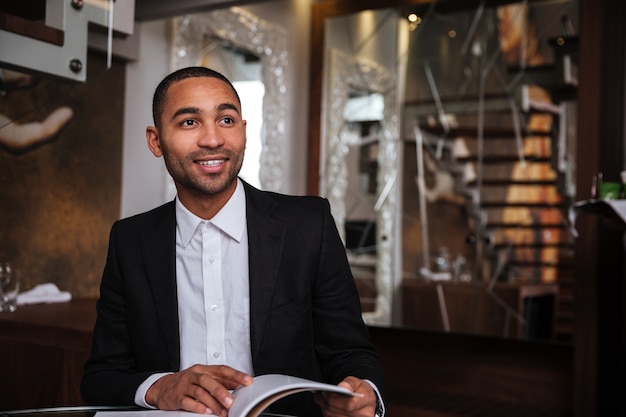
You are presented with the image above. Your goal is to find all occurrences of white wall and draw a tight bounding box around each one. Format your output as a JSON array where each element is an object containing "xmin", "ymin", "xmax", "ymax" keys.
[
  {"xmin": 120, "ymin": 19, "xmax": 172, "ymax": 218},
  {"xmin": 120, "ymin": 0, "xmax": 312, "ymax": 218}
]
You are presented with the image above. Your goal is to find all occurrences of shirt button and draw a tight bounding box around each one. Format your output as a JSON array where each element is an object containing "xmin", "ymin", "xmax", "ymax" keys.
[
  {"xmin": 211, "ymin": 304, "xmax": 218, "ymax": 312},
  {"xmin": 213, "ymin": 352, "xmax": 220, "ymax": 359}
]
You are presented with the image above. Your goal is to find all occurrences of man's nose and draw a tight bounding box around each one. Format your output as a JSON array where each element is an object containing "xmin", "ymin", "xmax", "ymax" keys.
[{"xmin": 197, "ymin": 125, "xmax": 225, "ymax": 148}]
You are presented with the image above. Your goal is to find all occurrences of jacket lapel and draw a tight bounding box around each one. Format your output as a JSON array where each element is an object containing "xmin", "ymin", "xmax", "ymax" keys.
[
  {"xmin": 141, "ymin": 201, "xmax": 181, "ymax": 371},
  {"xmin": 244, "ymin": 184, "xmax": 286, "ymax": 363}
]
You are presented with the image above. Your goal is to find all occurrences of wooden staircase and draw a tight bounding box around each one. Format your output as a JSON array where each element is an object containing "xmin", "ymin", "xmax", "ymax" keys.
[{"xmin": 405, "ymin": 36, "xmax": 578, "ymax": 342}]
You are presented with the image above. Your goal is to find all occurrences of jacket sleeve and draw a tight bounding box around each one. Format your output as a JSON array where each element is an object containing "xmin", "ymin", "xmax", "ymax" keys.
[
  {"xmin": 81, "ymin": 217, "xmax": 177, "ymax": 405},
  {"xmin": 311, "ymin": 199, "xmax": 387, "ymax": 402}
]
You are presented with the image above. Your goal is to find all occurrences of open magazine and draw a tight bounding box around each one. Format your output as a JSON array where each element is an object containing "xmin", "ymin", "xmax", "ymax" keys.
[
  {"xmin": 95, "ymin": 374, "xmax": 360, "ymax": 417},
  {"xmin": 229, "ymin": 374, "xmax": 359, "ymax": 417}
]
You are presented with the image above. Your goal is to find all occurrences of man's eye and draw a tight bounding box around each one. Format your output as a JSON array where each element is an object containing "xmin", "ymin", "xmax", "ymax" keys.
[
  {"xmin": 181, "ymin": 119, "xmax": 195, "ymax": 126},
  {"xmin": 221, "ymin": 117, "xmax": 234, "ymax": 125}
]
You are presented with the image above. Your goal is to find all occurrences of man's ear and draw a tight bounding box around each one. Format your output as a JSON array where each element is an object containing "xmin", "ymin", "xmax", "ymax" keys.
[
  {"xmin": 243, "ymin": 119, "xmax": 247, "ymax": 146},
  {"xmin": 146, "ymin": 126, "xmax": 163, "ymax": 157}
]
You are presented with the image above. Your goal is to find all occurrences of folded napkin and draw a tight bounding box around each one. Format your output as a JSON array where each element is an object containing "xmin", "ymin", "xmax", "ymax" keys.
[{"xmin": 17, "ymin": 283, "xmax": 72, "ymax": 305}]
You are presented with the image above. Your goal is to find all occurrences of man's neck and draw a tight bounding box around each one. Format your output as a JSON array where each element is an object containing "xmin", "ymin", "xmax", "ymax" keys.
[{"xmin": 177, "ymin": 180, "xmax": 238, "ymax": 220}]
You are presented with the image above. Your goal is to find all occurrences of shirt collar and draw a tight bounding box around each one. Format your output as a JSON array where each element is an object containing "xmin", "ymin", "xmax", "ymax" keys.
[{"xmin": 175, "ymin": 179, "xmax": 247, "ymax": 247}]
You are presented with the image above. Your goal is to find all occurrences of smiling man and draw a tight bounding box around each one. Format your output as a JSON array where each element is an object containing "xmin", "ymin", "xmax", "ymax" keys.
[
  {"xmin": 81, "ymin": 67, "xmax": 386, "ymax": 417},
  {"xmin": 147, "ymin": 73, "xmax": 247, "ymax": 218}
]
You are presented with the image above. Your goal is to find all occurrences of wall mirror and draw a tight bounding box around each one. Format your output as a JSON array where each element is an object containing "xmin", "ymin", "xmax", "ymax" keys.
[
  {"xmin": 170, "ymin": 7, "xmax": 289, "ymax": 197},
  {"xmin": 321, "ymin": 42, "xmax": 399, "ymax": 326},
  {"xmin": 309, "ymin": 0, "xmax": 579, "ymax": 343}
]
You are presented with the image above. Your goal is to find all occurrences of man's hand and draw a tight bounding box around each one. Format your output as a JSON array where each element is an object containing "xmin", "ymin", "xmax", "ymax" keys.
[
  {"xmin": 145, "ymin": 364, "xmax": 253, "ymax": 416},
  {"xmin": 314, "ymin": 376, "xmax": 378, "ymax": 417}
]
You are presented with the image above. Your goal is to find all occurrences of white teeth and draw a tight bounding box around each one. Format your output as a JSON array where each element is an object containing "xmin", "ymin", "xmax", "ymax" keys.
[{"xmin": 199, "ymin": 160, "xmax": 224, "ymax": 166}]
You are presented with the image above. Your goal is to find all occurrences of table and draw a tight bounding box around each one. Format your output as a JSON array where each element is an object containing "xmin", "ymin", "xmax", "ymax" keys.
[
  {"xmin": 0, "ymin": 407, "xmax": 137, "ymax": 417},
  {"xmin": 0, "ymin": 298, "xmax": 98, "ymax": 410},
  {"xmin": 0, "ymin": 407, "xmax": 290, "ymax": 417}
]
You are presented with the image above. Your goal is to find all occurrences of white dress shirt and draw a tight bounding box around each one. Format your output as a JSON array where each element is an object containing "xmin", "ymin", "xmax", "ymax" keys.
[{"xmin": 135, "ymin": 179, "xmax": 253, "ymax": 406}]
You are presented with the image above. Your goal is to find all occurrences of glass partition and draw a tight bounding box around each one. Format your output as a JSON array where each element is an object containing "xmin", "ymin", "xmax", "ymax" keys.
[{"xmin": 317, "ymin": 0, "xmax": 579, "ymax": 342}]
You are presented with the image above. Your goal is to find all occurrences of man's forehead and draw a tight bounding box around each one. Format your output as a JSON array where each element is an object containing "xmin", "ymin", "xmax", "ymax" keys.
[
  {"xmin": 170, "ymin": 77, "xmax": 235, "ymax": 95},
  {"xmin": 166, "ymin": 78, "xmax": 240, "ymax": 107}
]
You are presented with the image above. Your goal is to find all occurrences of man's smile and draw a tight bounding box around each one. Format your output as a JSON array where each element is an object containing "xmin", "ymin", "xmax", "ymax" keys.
[{"xmin": 197, "ymin": 159, "xmax": 226, "ymax": 167}]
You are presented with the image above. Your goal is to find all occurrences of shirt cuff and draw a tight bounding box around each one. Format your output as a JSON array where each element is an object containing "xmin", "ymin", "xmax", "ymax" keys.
[
  {"xmin": 134, "ymin": 372, "xmax": 173, "ymax": 409},
  {"xmin": 364, "ymin": 380, "xmax": 385, "ymax": 417}
]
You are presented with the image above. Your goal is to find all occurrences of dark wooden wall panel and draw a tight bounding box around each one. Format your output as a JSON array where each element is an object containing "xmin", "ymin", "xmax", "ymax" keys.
[
  {"xmin": 369, "ymin": 326, "xmax": 573, "ymax": 417},
  {"xmin": 575, "ymin": 0, "xmax": 626, "ymax": 415}
]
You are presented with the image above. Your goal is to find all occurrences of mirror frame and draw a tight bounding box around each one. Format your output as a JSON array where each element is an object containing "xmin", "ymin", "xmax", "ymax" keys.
[{"xmin": 322, "ymin": 46, "xmax": 399, "ymax": 325}]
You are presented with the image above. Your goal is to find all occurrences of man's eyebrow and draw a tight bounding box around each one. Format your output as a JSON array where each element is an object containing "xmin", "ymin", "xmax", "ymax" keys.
[
  {"xmin": 217, "ymin": 102, "xmax": 241, "ymax": 114},
  {"xmin": 170, "ymin": 103, "xmax": 240, "ymax": 120},
  {"xmin": 172, "ymin": 106, "xmax": 201, "ymax": 120}
]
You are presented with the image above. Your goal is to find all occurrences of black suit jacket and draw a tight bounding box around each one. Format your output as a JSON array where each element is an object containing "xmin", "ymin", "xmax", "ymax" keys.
[{"xmin": 81, "ymin": 182, "xmax": 386, "ymax": 416}]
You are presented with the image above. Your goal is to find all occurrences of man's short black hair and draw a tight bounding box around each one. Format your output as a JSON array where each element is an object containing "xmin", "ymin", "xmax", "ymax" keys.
[{"xmin": 152, "ymin": 66, "xmax": 241, "ymax": 129}]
